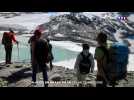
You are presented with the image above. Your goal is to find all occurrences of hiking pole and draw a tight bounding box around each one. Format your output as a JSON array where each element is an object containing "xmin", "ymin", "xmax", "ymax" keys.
[
  {"xmin": 18, "ymin": 42, "xmax": 28, "ymax": 46},
  {"xmin": 17, "ymin": 43, "xmax": 19, "ymax": 62}
]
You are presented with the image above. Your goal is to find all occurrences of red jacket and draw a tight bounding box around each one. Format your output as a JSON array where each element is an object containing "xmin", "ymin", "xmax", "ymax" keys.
[
  {"xmin": 2, "ymin": 32, "xmax": 17, "ymax": 45},
  {"xmin": 6, "ymin": 32, "xmax": 17, "ymax": 43}
]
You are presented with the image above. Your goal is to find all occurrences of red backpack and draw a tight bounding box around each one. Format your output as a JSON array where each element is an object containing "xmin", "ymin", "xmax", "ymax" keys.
[{"xmin": 2, "ymin": 32, "xmax": 13, "ymax": 45}]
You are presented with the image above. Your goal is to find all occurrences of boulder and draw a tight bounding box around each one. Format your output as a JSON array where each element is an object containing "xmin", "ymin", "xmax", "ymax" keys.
[{"xmin": 49, "ymin": 74, "xmax": 62, "ymax": 81}]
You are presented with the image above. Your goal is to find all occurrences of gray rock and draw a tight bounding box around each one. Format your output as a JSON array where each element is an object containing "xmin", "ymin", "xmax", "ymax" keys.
[{"xmin": 49, "ymin": 73, "xmax": 62, "ymax": 81}]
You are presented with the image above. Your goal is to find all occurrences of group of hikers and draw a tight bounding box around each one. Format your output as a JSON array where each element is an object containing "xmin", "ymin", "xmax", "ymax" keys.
[
  {"xmin": 75, "ymin": 33, "xmax": 129, "ymax": 87},
  {"xmin": 1, "ymin": 28, "xmax": 129, "ymax": 87}
]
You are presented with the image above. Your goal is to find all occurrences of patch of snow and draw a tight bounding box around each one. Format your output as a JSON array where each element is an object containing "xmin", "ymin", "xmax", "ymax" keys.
[
  {"xmin": 43, "ymin": 29, "xmax": 49, "ymax": 33},
  {"xmin": 58, "ymin": 12, "xmax": 70, "ymax": 15},
  {"xmin": 72, "ymin": 30, "xmax": 76, "ymax": 32},
  {"xmin": 83, "ymin": 12, "xmax": 107, "ymax": 18},
  {"xmin": 54, "ymin": 33, "xmax": 64, "ymax": 37},
  {"xmin": 52, "ymin": 24, "xmax": 59, "ymax": 30},
  {"xmin": 19, "ymin": 34, "xmax": 33, "ymax": 37},
  {"xmin": 128, "ymin": 14, "xmax": 134, "ymax": 22},
  {"xmin": 83, "ymin": 12, "xmax": 118, "ymax": 20}
]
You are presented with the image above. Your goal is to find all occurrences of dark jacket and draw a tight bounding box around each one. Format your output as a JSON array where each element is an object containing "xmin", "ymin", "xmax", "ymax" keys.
[{"xmin": 34, "ymin": 39, "xmax": 49, "ymax": 64}]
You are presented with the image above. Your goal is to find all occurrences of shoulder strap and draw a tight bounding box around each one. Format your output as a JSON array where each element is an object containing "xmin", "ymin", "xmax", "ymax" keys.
[
  {"xmin": 98, "ymin": 46, "xmax": 109, "ymax": 63},
  {"xmin": 81, "ymin": 52, "xmax": 91, "ymax": 60}
]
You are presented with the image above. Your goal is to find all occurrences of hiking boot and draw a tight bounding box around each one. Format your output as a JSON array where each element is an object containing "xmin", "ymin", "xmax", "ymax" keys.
[
  {"xmin": 78, "ymin": 83, "xmax": 83, "ymax": 87},
  {"xmin": 44, "ymin": 83, "xmax": 48, "ymax": 87},
  {"xmin": 31, "ymin": 82, "xmax": 37, "ymax": 86},
  {"xmin": 6, "ymin": 64, "xmax": 10, "ymax": 67}
]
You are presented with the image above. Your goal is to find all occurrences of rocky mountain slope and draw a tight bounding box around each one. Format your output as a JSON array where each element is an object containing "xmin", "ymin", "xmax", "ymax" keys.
[{"xmin": 37, "ymin": 13, "xmax": 134, "ymax": 46}]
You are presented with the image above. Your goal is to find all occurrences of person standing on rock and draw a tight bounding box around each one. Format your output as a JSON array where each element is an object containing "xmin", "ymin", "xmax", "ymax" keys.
[
  {"xmin": 74, "ymin": 43, "xmax": 94, "ymax": 87},
  {"xmin": 30, "ymin": 30, "xmax": 50, "ymax": 87},
  {"xmin": 28, "ymin": 30, "xmax": 40, "ymax": 86},
  {"xmin": 2, "ymin": 29, "xmax": 19, "ymax": 64},
  {"xmin": 94, "ymin": 33, "xmax": 109, "ymax": 87}
]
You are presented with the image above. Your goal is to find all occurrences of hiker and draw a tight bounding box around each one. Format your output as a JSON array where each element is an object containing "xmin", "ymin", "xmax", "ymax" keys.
[
  {"xmin": 46, "ymin": 38, "xmax": 54, "ymax": 70},
  {"xmin": 30, "ymin": 30, "xmax": 50, "ymax": 87},
  {"xmin": 74, "ymin": 43, "xmax": 94, "ymax": 87},
  {"xmin": 95, "ymin": 32, "xmax": 129, "ymax": 87},
  {"xmin": 94, "ymin": 33, "xmax": 109, "ymax": 87},
  {"xmin": 28, "ymin": 30, "xmax": 42, "ymax": 83},
  {"xmin": 2, "ymin": 29, "xmax": 19, "ymax": 64}
]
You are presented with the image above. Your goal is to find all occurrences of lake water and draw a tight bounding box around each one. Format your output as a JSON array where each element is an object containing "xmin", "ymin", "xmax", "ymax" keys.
[{"xmin": 0, "ymin": 33, "xmax": 78, "ymax": 63}]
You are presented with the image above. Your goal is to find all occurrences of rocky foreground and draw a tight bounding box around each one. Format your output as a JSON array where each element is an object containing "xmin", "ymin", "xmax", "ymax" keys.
[{"xmin": 0, "ymin": 63, "xmax": 134, "ymax": 87}]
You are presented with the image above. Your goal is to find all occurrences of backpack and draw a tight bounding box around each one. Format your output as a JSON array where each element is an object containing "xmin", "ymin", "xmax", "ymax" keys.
[
  {"xmin": 107, "ymin": 42, "xmax": 129, "ymax": 81},
  {"xmin": 79, "ymin": 52, "xmax": 92, "ymax": 75},
  {"xmin": 2, "ymin": 32, "xmax": 13, "ymax": 45},
  {"xmin": 100, "ymin": 42, "xmax": 129, "ymax": 82}
]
